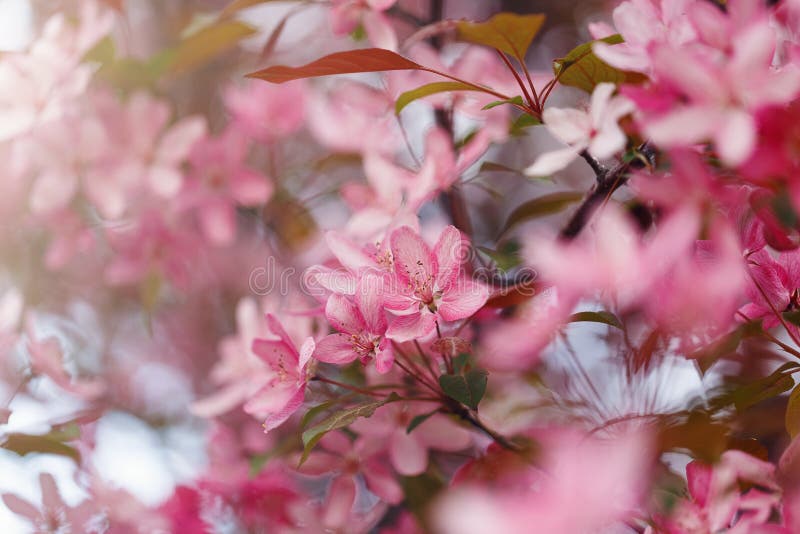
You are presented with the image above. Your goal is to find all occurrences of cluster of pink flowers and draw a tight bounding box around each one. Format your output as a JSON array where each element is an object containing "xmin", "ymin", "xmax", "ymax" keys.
[{"xmin": 7, "ymin": 0, "xmax": 800, "ymax": 533}]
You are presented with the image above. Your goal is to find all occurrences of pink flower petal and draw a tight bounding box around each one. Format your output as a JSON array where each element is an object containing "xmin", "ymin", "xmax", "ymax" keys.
[
  {"xmin": 386, "ymin": 312, "xmax": 436, "ymax": 342},
  {"xmin": 438, "ymin": 279, "xmax": 489, "ymax": 322},
  {"xmin": 325, "ymin": 293, "xmax": 367, "ymax": 334},
  {"xmin": 356, "ymin": 271, "xmax": 387, "ymax": 333},
  {"xmin": 390, "ymin": 226, "xmax": 435, "ymax": 289},
  {"xmin": 322, "ymin": 476, "xmax": 357, "ymax": 529},
  {"xmin": 433, "ymin": 226, "xmax": 464, "ymax": 290},
  {"xmin": 524, "ymin": 147, "xmax": 580, "ymax": 176},
  {"xmin": 390, "ymin": 430, "xmax": 428, "ymax": 476},
  {"xmin": 314, "ymin": 333, "xmax": 358, "ymax": 365}
]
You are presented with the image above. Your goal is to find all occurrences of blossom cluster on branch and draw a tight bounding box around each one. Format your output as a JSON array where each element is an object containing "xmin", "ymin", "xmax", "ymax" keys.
[{"xmin": 4, "ymin": 0, "xmax": 800, "ymax": 532}]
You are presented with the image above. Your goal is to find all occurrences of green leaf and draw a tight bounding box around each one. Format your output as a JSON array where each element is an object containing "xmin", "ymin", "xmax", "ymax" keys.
[
  {"xmin": 83, "ymin": 35, "xmax": 116, "ymax": 64},
  {"xmin": 439, "ymin": 369, "xmax": 488, "ymax": 410},
  {"xmin": 479, "ymin": 161, "xmax": 522, "ymax": 174},
  {"xmin": 406, "ymin": 410, "xmax": 439, "ymax": 434},
  {"xmin": 299, "ymin": 400, "xmax": 340, "ymax": 430},
  {"xmin": 510, "ymin": 113, "xmax": 542, "ymax": 136},
  {"xmin": 787, "ymin": 384, "xmax": 800, "ymax": 438},
  {"xmin": 456, "ymin": 12, "xmax": 546, "ymax": 58},
  {"xmin": 395, "ymin": 82, "xmax": 481, "ymax": 114},
  {"xmin": 498, "ymin": 191, "xmax": 584, "ymax": 237},
  {"xmin": 2, "ymin": 434, "xmax": 80, "ymax": 462},
  {"xmin": 299, "ymin": 393, "xmax": 400, "ymax": 465},
  {"xmin": 482, "ymin": 96, "xmax": 524, "ymax": 110},
  {"xmin": 553, "ymin": 34, "xmax": 647, "ymax": 93},
  {"xmin": 247, "ymin": 48, "xmax": 425, "ymax": 84},
  {"xmin": 569, "ymin": 310, "xmax": 623, "ymax": 329},
  {"xmin": 729, "ymin": 362, "xmax": 800, "ymax": 411},
  {"xmin": 170, "ymin": 20, "xmax": 257, "ymax": 75},
  {"xmin": 477, "ymin": 243, "xmax": 522, "ymax": 271}
]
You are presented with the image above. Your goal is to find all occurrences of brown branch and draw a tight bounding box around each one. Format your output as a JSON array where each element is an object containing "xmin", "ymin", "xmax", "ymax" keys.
[{"xmin": 559, "ymin": 142, "xmax": 654, "ymax": 240}]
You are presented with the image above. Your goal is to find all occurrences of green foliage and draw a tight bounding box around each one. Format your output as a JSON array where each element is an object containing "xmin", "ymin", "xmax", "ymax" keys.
[
  {"xmin": 2, "ymin": 432, "xmax": 81, "ymax": 463},
  {"xmin": 786, "ymin": 383, "xmax": 800, "ymax": 438},
  {"xmin": 498, "ymin": 191, "xmax": 584, "ymax": 237},
  {"xmin": 509, "ymin": 113, "xmax": 542, "ymax": 136},
  {"xmin": 395, "ymin": 82, "xmax": 481, "ymax": 114},
  {"xmin": 482, "ymin": 96, "xmax": 524, "ymax": 110},
  {"xmin": 299, "ymin": 393, "xmax": 400, "ymax": 465},
  {"xmin": 439, "ymin": 369, "xmax": 488, "ymax": 410},
  {"xmin": 170, "ymin": 20, "xmax": 257, "ymax": 75},
  {"xmin": 553, "ymin": 34, "xmax": 646, "ymax": 92},
  {"xmin": 406, "ymin": 410, "xmax": 439, "ymax": 435},
  {"xmin": 456, "ymin": 13, "xmax": 546, "ymax": 58}
]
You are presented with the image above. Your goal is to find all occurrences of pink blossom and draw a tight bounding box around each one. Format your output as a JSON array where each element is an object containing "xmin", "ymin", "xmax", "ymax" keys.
[
  {"xmin": 247, "ymin": 314, "xmax": 315, "ymax": 432},
  {"xmin": 636, "ymin": 18, "xmax": 800, "ymax": 167},
  {"xmin": 592, "ymin": 0, "xmax": 697, "ymax": 74},
  {"xmin": 0, "ymin": 1, "xmax": 112, "ymax": 142},
  {"xmin": 299, "ymin": 431, "xmax": 403, "ymax": 529},
  {"xmin": 350, "ymin": 401, "xmax": 472, "ymax": 476},
  {"xmin": 191, "ymin": 298, "xmax": 274, "ymax": 418},
  {"xmin": 307, "ymin": 81, "xmax": 399, "ymax": 156},
  {"xmin": 315, "ymin": 272, "xmax": 395, "ymax": 373},
  {"xmin": 182, "ymin": 128, "xmax": 273, "ymax": 245},
  {"xmin": 25, "ymin": 319, "xmax": 106, "ymax": 400},
  {"xmin": 434, "ymin": 429, "xmax": 652, "ymax": 534},
  {"xmin": 224, "ymin": 80, "xmax": 306, "ymax": 144},
  {"xmin": 385, "ymin": 225, "xmax": 489, "ymax": 342},
  {"xmin": 739, "ymin": 247, "xmax": 800, "ymax": 328},
  {"xmin": 104, "ymin": 211, "xmax": 198, "ymax": 290},
  {"xmin": 98, "ymin": 92, "xmax": 206, "ymax": 216},
  {"xmin": 655, "ymin": 450, "xmax": 782, "ymax": 533},
  {"xmin": 524, "ymin": 83, "xmax": 634, "ymax": 176},
  {"xmin": 2, "ymin": 473, "xmax": 98, "ymax": 533}
]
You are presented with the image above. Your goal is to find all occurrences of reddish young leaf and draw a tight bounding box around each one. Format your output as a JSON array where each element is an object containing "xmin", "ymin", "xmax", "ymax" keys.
[{"xmin": 247, "ymin": 48, "xmax": 425, "ymax": 84}]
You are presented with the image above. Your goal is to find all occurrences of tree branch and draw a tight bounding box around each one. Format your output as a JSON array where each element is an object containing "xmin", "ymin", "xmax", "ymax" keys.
[{"xmin": 560, "ymin": 143, "xmax": 654, "ymax": 240}]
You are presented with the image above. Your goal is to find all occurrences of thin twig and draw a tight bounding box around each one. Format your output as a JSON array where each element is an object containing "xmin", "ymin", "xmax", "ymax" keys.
[{"xmin": 560, "ymin": 142, "xmax": 654, "ymax": 240}]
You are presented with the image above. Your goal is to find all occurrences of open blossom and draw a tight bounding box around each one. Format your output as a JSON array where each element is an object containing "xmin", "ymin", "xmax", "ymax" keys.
[
  {"xmin": 104, "ymin": 210, "xmax": 198, "ymax": 290},
  {"xmin": 654, "ymin": 450, "xmax": 783, "ymax": 533},
  {"xmin": 592, "ymin": 0, "xmax": 697, "ymax": 74},
  {"xmin": 3, "ymin": 473, "xmax": 99, "ymax": 534},
  {"xmin": 247, "ymin": 314, "xmax": 315, "ymax": 432},
  {"xmin": 99, "ymin": 92, "xmax": 206, "ymax": 216},
  {"xmin": 224, "ymin": 81, "xmax": 306, "ymax": 144},
  {"xmin": 739, "ymin": 247, "xmax": 800, "ymax": 328},
  {"xmin": 633, "ymin": 17, "xmax": 800, "ymax": 166},
  {"xmin": 299, "ymin": 431, "xmax": 403, "ymax": 529},
  {"xmin": 191, "ymin": 298, "xmax": 273, "ymax": 418},
  {"xmin": 350, "ymin": 401, "xmax": 472, "ymax": 476},
  {"xmin": 315, "ymin": 272, "xmax": 394, "ymax": 373},
  {"xmin": 524, "ymin": 83, "xmax": 635, "ymax": 176},
  {"xmin": 385, "ymin": 225, "xmax": 489, "ymax": 342},
  {"xmin": 182, "ymin": 128, "xmax": 273, "ymax": 245},
  {"xmin": 0, "ymin": 1, "xmax": 112, "ymax": 142},
  {"xmin": 25, "ymin": 319, "xmax": 106, "ymax": 400},
  {"xmin": 434, "ymin": 429, "xmax": 652, "ymax": 534}
]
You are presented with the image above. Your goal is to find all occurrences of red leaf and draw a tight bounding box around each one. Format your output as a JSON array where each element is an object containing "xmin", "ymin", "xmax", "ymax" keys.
[{"xmin": 246, "ymin": 48, "xmax": 425, "ymax": 83}]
